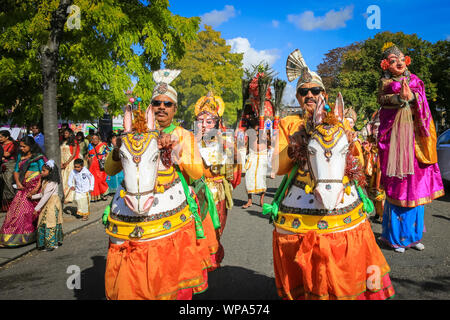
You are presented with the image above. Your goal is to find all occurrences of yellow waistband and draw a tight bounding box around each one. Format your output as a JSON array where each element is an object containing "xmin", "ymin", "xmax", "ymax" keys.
[
  {"xmin": 106, "ymin": 205, "xmax": 192, "ymax": 241},
  {"xmin": 205, "ymin": 175, "xmax": 225, "ymax": 182},
  {"xmin": 25, "ymin": 171, "xmax": 40, "ymax": 182},
  {"xmin": 274, "ymin": 202, "xmax": 366, "ymax": 234}
]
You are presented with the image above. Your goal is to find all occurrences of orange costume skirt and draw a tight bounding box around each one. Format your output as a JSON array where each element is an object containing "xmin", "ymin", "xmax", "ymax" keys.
[
  {"xmin": 273, "ymin": 220, "xmax": 395, "ymax": 300},
  {"xmin": 105, "ymin": 219, "xmax": 215, "ymax": 300}
]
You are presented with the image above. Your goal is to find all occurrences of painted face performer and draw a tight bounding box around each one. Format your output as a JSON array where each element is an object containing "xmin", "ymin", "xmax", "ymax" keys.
[
  {"xmin": 362, "ymin": 111, "xmax": 385, "ymax": 223},
  {"xmin": 266, "ymin": 49, "xmax": 395, "ymax": 300},
  {"xmin": 377, "ymin": 43, "xmax": 444, "ymax": 253},
  {"xmin": 193, "ymin": 92, "xmax": 242, "ymax": 266},
  {"xmin": 103, "ymin": 69, "xmax": 219, "ymax": 300},
  {"xmin": 344, "ymin": 107, "xmax": 357, "ymax": 130}
]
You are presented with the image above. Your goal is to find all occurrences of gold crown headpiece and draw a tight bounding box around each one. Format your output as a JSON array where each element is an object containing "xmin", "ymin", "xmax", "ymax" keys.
[{"xmin": 194, "ymin": 92, "xmax": 225, "ymax": 117}]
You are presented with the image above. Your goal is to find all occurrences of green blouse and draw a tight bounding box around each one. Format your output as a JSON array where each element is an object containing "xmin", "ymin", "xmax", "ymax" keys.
[{"xmin": 14, "ymin": 154, "xmax": 45, "ymax": 173}]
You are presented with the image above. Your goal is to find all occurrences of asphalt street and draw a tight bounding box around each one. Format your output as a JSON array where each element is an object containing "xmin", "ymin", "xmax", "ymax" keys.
[{"xmin": 0, "ymin": 176, "xmax": 449, "ymax": 300}]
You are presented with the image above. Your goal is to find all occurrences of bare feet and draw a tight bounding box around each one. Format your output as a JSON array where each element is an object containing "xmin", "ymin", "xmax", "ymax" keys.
[
  {"xmin": 242, "ymin": 201, "xmax": 252, "ymax": 209},
  {"xmin": 260, "ymin": 194, "xmax": 265, "ymax": 206}
]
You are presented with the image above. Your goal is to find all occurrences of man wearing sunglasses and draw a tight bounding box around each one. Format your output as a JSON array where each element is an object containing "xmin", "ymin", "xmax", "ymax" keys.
[
  {"xmin": 272, "ymin": 60, "xmax": 329, "ymax": 176},
  {"xmin": 105, "ymin": 69, "xmax": 203, "ymax": 183},
  {"xmin": 273, "ymin": 55, "xmax": 364, "ymax": 176}
]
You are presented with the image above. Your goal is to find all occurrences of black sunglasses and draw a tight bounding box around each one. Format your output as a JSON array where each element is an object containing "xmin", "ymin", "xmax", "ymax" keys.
[
  {"xmin": 151, "ymin": 100, "xmax": 175, "ymax": 108},
  {"xmin": 297, "ymin": 87, "xmax": 323, "ymax": 97}
]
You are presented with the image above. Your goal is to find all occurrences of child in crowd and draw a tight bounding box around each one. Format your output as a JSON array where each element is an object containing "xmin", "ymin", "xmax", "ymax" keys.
[
  {"xmin": 68, "ymin": 158, "xmax": 95, "ymax": 221},
  {"xmin": 31, "ymin": 160, "xmax": 64, "ymax": 252}
]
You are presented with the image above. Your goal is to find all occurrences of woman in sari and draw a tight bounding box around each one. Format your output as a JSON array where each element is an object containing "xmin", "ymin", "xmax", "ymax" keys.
[
  {"xmin": 105, "ymin": 133, "xmax": 123, "ymax": 195},
  {"xmin": 76, "ymin": 131, "xmax": 89, "ymax": 166},
  {"xmin": 377, "ymin": 43, "xmax": 444, "ymax": 253},
  {"xmin": 88, "ymin": 133, "xmax": 109, "ymax": 202},
  {"xmin": 0, "ymin": 136, "xmax": 46, "ymax": 247},
  {"xmin": 0, "ymin": 130, "xmax": 18, "ymax": 212},
  {"xmin": 60, "ymin": 129, "xmax": 79, "ymax": 203}
]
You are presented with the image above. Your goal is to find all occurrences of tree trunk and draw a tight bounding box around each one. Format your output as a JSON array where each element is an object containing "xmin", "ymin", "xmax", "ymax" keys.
[{"xmin": 41, "ymin": 0, "xmax": 73, "ymax": 198}]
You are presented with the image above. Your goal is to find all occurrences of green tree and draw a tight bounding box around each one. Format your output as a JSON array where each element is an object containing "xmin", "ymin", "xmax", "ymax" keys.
[
  {"xmin": 316, "ymin": 43, "xmax": 360, "ymax": 91},
  {"xmin": 318, "ymin": 32, "xmax": 437, "ymax": 129},
  {"xmin": 430, "ymin": 40, "xmax": 450, "ymax": 133},
  {"xmin": 165, "ymin": 25, "xmax": 243, "ymax": 129},
  {"xmin": 0, "ymin": 0, "xmax": 199, "ymax": 165}
]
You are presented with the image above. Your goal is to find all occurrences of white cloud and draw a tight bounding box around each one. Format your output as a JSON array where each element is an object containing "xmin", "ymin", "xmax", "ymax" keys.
[
  {"xmin": 226, "ymin": 37, "xmax": 280, "ymax": 70},
  {"xmin": 272, "ymin": 20, "xmax": 280, "ymax": 28},
  {"xmin": 282, "ymin": 83, "xmax": 300, "ymax": 106},
  {"xmin": 446, "ymin": 35, "xmax": 450, "ymax": 41},
  {"xmin": 288, "ymin": 5, "xmax": 354, "ymax": 31},
  {"xmin": 200, "ymin": 5, "xmax": 237, "ymax": 28}
]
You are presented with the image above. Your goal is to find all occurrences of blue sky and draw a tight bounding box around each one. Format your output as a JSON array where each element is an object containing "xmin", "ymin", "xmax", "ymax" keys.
[{"xmin": 168, "ymin": 0, "xmax": 450, "ymax": 104}]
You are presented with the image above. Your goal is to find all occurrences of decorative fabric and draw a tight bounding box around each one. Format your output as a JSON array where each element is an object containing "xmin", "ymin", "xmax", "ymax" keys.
[
  {"xmin": 61, "ymin": 142, "xmax": 78, "ymax": 202},
  {"xmin": 75, "ymin": 192, "xmax": 91, "ymax": 217},
  {"xmin": 272, "ymin": 220, "xmax": 395, "ymax": 300},
  {"xmin": 380, "ymin": 202, "xmax": 425, "ymax": 248},
  {"xmin": 105, "ymin": 220, "xmax": 209, "ymax": 300},
  {"xmin": 378, "ymin": 74, "xmax": 444, "ymax": 207},
  {"xmin": 88, "ymin": 142, "xmax": 109, "ymax": 200},
  {"xmin": 36, "ymin": 193, "xmax": 64, "ymax": 249},
  {"xmin": 245, "ymin": 149, "xmax": 268, "ymax": 194},
  {"xmin": 0, "ymin": 174, "xmax": 41, "ymax": 247}
]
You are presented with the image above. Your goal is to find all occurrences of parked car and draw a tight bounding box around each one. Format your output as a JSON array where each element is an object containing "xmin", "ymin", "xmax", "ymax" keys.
[{"xmin": 437, "ymin": 128, "xmax": 450, "ymax": 184}]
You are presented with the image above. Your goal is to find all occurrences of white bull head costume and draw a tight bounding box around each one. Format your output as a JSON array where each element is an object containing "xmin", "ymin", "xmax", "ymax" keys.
[
  {"xmin": 275, "ymin": 93, "xmax": 366, "ymax": 234},
  {"xmin": 106, "ymin": 104, "xmax": 193, "ymax": 241},
  {"xmin": 308, "ymin": 93, "xmax": 349, "ymax": 210},
  {"xmin": 119, "ymin": 105, "xmax": 160, "ymax": 214}
]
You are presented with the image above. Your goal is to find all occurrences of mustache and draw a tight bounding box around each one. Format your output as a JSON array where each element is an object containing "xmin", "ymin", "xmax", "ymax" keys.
[
  {"xmin": 155, "ymin": 110, "xmax": 168, "ymax": 116},
  {"xmin": 305, "ymin": 97, "xmax": 317, "ymax": 104}
]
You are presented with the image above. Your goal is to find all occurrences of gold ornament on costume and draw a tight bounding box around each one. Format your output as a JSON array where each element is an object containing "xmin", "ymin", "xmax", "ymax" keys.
[
  {"xmin": 312, "ymin": 123, "xmax": 345, "ymax": 149},
  {"xmin": 194, "ymin": 91, "xmax": 225, "ymax": 117},
  {"xmin": 122, "ymin": 132, "xmax": 159, "ymax": 164}
]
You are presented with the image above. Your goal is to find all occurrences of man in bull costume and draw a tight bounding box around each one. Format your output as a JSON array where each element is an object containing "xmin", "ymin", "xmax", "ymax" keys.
[
  {"xmin": 267, "ymin": 49, "xmax": 395, "ymax": 300},
  {"xmin": 103, "ymin": 69, "xmax": 219, "ymax": 300}
]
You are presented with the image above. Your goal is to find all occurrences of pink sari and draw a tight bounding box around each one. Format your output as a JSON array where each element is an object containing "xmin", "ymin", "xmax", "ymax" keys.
[{"xmin": 0, "ymin": 171, "xmax": 41, "ymax": 247}]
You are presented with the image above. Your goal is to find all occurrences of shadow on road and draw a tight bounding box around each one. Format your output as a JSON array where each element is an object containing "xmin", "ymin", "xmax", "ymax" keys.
[
  {"xmin": 73, "ymin": 255, "xmax": 106, "ymax": 300},
  {"xmin": 389, "ymin": 275, "xmax": 450, "ymax": 299},
  {"xmin": 432, "ymin": 214, "xmax": 450, "ymax": 222},
  {"xmin": 246, "ymin": 208, "xmax": 270, "ymax": 220},
  {"xmin": 63, "ymin": 205, "xmax": 78, "ymax": 217},
  {"xmin": 194, "ymin": 265, "xmax": 279, "ymax": 300}
]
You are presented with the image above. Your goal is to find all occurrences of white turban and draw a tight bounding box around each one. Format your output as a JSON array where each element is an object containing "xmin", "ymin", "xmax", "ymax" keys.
[{"xmin": 152, "ymin": 69, "xmax": 181, "ymax": 103}]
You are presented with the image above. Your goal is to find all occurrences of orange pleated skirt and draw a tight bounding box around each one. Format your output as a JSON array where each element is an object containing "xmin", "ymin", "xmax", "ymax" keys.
[
  {"xmin": 105, "ymin": 220, "xmax": 210, "ymax": 300},
  {"xmin": 273, "ymin": 219, "xmax": 395, "ymax": 300}
]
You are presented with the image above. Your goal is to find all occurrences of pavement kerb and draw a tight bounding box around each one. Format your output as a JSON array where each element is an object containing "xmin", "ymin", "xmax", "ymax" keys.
[{"xmin": 0, "ymin": 197, "xmax": 109, "ymax": 268}]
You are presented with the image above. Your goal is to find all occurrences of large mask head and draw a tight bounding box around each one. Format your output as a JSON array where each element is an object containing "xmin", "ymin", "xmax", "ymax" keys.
[{"xmin": 380, "ymin": 42, "xmax": 411, "ymax": 77}]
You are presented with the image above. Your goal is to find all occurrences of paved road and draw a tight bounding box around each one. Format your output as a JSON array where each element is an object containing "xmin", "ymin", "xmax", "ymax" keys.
[{"xmin": 0, "ymin": 176, "xmax": 449, "ymax": 300}]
